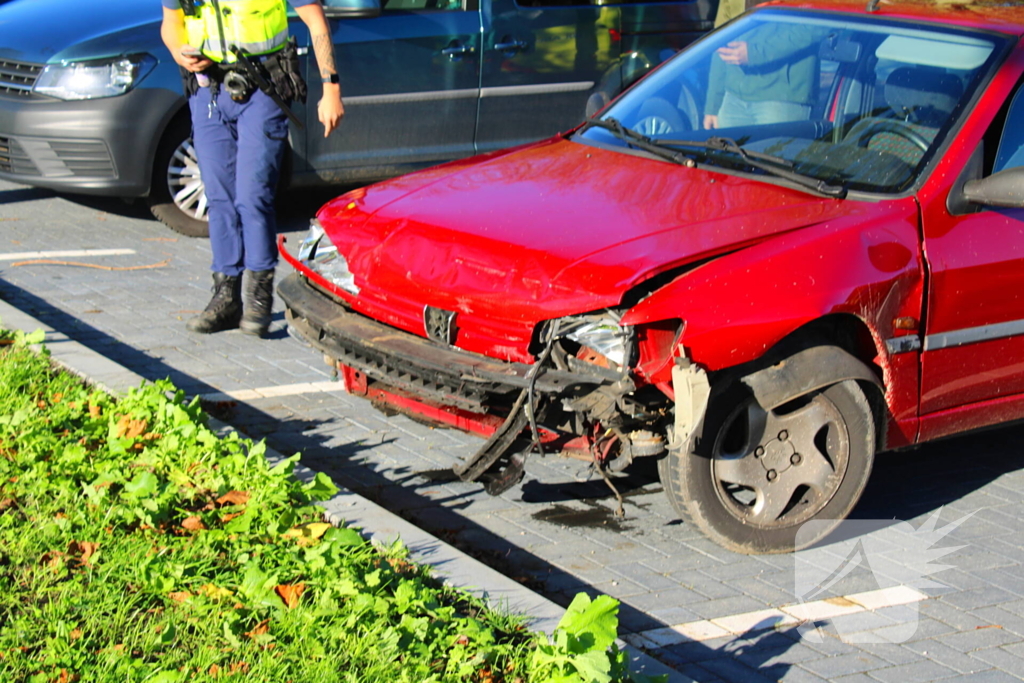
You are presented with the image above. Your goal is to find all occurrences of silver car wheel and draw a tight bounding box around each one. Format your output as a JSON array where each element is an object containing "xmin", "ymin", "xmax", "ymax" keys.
[{"xmin": 167, "ymin": 137, "xmax": 209, "ymax": 223}]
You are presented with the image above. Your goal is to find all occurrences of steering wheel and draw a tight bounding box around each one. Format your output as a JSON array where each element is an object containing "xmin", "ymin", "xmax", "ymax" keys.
[
  {"xmin": 853, "ymin": 119, "xmax": 930, "ymax": 153},
  {"xmin": 635, "ymin": 98, "xmax": 688, "ymax": 137}
]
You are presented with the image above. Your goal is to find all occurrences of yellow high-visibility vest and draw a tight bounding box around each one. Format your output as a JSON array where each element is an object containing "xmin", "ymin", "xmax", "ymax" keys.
[{"xmin": 184, "ymin": 0, "xmax": 288, "ymax": 63}]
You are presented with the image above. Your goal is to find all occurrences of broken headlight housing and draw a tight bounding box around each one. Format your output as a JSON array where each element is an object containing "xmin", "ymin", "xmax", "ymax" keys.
[
  {"xmin": 297, "ymin": 219, "xmax": 360, "ymax": 295},
  {"xmin": 546, "ymin": 310, "xmax": 633, "ymax": 369}
]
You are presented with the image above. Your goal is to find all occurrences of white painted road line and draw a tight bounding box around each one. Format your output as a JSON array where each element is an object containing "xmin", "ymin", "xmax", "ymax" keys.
[
  {"xmin": 0, "ymin": 249, "xmax": 136, "ymax": 261},
  {"xmin": 623, "ymin": 585, "xmax": 930, "ymax": 648},
  {"xmin": 200, "ymin": 381, "xmax": 347, "ymax": 403}
]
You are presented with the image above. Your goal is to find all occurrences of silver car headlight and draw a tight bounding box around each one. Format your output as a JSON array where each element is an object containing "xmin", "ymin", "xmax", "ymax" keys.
[
  {"xmin": 34, "ymin": 54, "xmax": 156, "ymax": 100},
  {"xmin": 554, "ymin": 310, "xmax": 632, "ymax": 368},
  {"xmin": 298, "ymin": 219, "xmax": 360, "ymax": 295}
]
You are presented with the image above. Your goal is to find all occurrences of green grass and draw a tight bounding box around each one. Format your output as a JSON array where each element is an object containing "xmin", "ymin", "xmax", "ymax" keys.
[{"xmin": 0, "ymin": 328, "xmax": 662, "ymax": 683}]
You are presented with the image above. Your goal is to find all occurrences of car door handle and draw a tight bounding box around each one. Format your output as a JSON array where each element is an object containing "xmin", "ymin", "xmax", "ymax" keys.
[
  {"xmin": 494, "ymin": 39, "xmax": 527, "ymax": 53},
  {"xmin": 442, "ymin": 45, "xmax": 476, "ymax": 56}
]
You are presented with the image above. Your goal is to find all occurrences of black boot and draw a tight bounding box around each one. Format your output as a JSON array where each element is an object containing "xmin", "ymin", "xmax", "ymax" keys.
[
  {"xmin": 240, "ymin": 269, "xmax": 274, "ymax": 337},
  {"xmin": 186, "ymin": 272, "xmax": 242, "ymax": 334}
]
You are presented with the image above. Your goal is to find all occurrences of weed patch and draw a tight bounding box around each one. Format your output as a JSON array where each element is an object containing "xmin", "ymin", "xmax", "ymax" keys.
[{"xmin": 0, "ymin": 328, "xmax": 662, "ymax": 682}]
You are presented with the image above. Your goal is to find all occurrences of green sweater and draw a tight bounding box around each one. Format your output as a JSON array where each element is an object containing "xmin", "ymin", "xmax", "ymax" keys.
[{"xmin": 706, "ymin": 24, "xmax": 824, "ymax": 114}]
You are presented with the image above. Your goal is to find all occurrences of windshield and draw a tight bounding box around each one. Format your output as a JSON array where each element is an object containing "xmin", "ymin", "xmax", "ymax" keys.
[{"xmin": 578, "ymin": 9, "xmax": 1006, "ymax": 194}]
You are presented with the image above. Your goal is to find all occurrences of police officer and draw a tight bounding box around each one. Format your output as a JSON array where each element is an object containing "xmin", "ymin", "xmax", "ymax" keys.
[{"xmin": 160, "ymin": 0, "xmax": 344, "ymax": 337}]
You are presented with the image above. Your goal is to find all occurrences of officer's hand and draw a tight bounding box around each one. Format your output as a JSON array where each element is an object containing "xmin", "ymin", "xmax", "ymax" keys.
[
  {"xmin": 177, "ymin": 45, "xmax": 213, "ymax": 73},
  {"xmin": 319, "ymin": 89, "xmax": 344, "ymax": 138},
  {"xmin": 703, "ymin": 114, "xmax": 719, "ymax": 130}
]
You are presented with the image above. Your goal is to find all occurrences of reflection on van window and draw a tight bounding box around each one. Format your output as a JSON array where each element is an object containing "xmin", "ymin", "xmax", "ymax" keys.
[
  {"xmin": 578, "ymin": 9, "xmax": 1003, "ymax": 194},
  {"xmin": 382, "ymin": 0, "xmax": 462, "ymax": 10}
]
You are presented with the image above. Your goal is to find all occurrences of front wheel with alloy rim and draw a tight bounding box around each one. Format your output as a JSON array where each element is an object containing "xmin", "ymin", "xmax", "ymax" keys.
[
  {"xmin": 147, "ymin": 117, "xmax": 210, "ymax": 238},
  {"xmin": 659, "ymin": 376, "xmax": 876, "ymax": 554}
]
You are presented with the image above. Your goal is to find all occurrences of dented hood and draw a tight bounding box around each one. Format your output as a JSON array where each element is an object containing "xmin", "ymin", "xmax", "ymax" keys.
[{"xmin": 316, "ymin": 137, "xmax": 849, "ymax": 322}]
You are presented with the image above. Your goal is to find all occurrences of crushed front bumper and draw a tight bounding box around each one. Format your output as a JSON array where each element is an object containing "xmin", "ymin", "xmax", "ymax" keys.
[{"xmin": 277, "ymin": 273, "xmax": 611, "ymax": 412}]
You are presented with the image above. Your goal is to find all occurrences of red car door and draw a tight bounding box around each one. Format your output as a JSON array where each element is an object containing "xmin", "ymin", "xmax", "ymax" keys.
[{"xmin": 919, "ymin": 63, "xmax": 1024, "ymax": 441}]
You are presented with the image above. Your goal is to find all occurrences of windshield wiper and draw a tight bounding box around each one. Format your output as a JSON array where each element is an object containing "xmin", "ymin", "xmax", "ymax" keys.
[
  {"xmin": 582, "ymin": 118, "xmax": 847, "ymax": 198},
  {"xmin": 581, "ymin": 117, "xmax": 696, "ymax": 166},
  {"xmin": 660, "ymin": 136, "xmax": 847, "ymax": 198}
]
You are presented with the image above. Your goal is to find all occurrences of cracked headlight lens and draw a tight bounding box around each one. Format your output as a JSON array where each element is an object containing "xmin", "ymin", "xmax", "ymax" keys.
[
  {"xmin": 298, "ymin": 219, "xmax": 359, "ymax": 295},
  {"xmin": 35, "ymin": 55, "xmax": 156, "ymax": 100},
  {"xmin": 557, "ymin": 311, "xmax": 631, "ymax": 367}
]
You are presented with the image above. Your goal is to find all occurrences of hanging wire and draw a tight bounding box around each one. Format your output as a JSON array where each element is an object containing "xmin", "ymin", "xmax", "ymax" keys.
[{"xmin": 524, "ymin": 320, "xmax": 560, "ymax": 457}]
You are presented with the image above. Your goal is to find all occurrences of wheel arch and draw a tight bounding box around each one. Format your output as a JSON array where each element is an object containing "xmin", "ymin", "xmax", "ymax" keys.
[
  {"xmin": 671, "ymin": 314, "xmax": 889, "ymax": 461},
  {"xmin": 146, "ymin": 101, "xmax": 192, "ymax": 198}
]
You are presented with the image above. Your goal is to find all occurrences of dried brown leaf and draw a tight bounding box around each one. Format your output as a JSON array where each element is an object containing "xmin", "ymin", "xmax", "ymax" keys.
[
  {"xmin": 181, "ymin": 516, "xmax": 206, "ymax": 531},
  {"xmin": 67, "ymin": 541, "xmax": 98, "ymax": 566},
  {"xmin": 168, "ymin": 591, "xmax": 193, "ymax": 603},
  {"xmin": 40, "ymin": 550, "xmax": 64, "ymax": 568},
  {"xmin": 114, "ymin": 416, "xmax": 148, "ymax": 439},
  {"xmin": 274, "ymin": 583, "xmax": 305, "ymax": 609},
  {"xmin": 244, "ymin": 620, "xmax": 270, "ymax": 639},
  {"xmin": 217, "ymin": 490, "xmax": 250, "ymax": 506},
  {"xmin": 88, "ymin": 405, "xmax": 102, "ymax": 418}
]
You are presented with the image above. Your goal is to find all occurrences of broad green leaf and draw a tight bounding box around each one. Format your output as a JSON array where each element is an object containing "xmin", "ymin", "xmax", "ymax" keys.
[
  {"xmin": 558, "ymin": 593, "xmax": 620, "ymax": 652},
  {"xmin": 325, "ymin": 526, "xmax": 364, "ymax": 547},
  {"xmin": 571, "ymin": 650, "xmax": 613, "ymax": 683},
  {"xmin": 305, "ymin": 471, "xmax": 339, "ymax": 501},
  {"xmin": 123, "ymin": 470, "xmax": 159, "ymax": 498}
]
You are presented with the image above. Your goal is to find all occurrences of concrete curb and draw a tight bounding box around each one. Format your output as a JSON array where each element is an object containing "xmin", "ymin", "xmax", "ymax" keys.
[{"xmin": 0, "ymin": 298, "xmax": 688, "ymax": 682}]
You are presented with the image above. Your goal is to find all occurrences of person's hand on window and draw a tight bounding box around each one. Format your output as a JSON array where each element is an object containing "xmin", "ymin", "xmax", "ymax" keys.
[{"xmin": 716, "ymin": 41, "xmax": 749, "ymax": 66}]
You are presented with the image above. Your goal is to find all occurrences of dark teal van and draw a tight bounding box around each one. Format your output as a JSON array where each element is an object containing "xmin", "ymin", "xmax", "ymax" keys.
[{"xmin": 0, "ymin": 0, "xmax": 715, "ymax": 236}]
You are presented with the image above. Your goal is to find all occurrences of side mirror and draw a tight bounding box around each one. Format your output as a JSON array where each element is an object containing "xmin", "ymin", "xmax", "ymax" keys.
[
  {"xmin": 322, "ymin": 0, "xmax": 381, "ymax": 19},
  {"xmin": 963, "ymin": 166, "xmax": 1024, "ymax": 208}
]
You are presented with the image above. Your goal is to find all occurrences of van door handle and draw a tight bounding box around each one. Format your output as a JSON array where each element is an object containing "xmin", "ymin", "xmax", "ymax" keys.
[
  {"xmin": 442, "ymin": 44, "xmax": 475, "ymax": 56},
  {"xmin": 494, "ymin": 39, "xmax": 527, "ymax": 54},
  {"xmin": 442, "ymin": 42, "xmax": 475, "ymax": 62}
]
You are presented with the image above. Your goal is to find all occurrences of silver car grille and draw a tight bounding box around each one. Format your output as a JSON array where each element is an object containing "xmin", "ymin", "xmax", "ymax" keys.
[
  {"xmin": 0, "ymin": 136, "xmax": 114, "ymax": 178},
  {"xmin": 0, "ymin": 136, "xmax": 35, "ymax": 175},
  {"xmin": 0, "ymin": 59, "xmax": 43, "ymax": 97}
]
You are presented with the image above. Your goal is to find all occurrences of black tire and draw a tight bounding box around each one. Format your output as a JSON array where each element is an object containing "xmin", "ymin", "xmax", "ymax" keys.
[
  {"xmin": 147, "ymin": 116, "xmax": 210, "ymax": 238},
  {"xmin": 659, "ymin": 374, "xmax": 876, "ymax": 554}
]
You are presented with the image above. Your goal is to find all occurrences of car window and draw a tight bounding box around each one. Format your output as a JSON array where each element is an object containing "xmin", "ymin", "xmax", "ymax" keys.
[
  {"xmin": 994, "ymin": 86, "xmax": 1024, "ymax": 173},
  {"xmin": 382, "ymin": 0, "xmax": 463, "ymax": 9},
  {"xmin": 577, "ymin": 8, "xmax": 1007, "ymax": 194}
]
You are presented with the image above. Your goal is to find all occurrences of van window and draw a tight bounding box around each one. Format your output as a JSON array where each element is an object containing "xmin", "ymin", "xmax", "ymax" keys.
[
  {"xmin": 516, "ymin": 0, "xmax": 679, "ymax": 6},
  {"xmin": 383, "ymin": 0, "xmax": 462, "ymax": 9}
]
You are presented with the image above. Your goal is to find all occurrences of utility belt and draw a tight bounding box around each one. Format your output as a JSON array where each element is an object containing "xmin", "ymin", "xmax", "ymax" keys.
[{"xmin": 182, "ymin": 38, "xmax": 307, "ymax": 105}]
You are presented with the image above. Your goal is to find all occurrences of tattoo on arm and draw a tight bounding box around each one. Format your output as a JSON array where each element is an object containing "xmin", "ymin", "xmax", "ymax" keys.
[{"xmin": 312, "ymin": 32, "xmax": 337, "ymax": 79}]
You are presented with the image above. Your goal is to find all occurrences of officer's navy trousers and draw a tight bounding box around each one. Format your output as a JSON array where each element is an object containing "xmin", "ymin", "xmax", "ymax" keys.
[{"xmin": 189, "ymin": 85, "xmax": 289, "ymax": 276}]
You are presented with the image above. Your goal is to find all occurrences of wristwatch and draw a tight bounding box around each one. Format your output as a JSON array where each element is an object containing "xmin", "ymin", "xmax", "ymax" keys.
[{"xmin": 321, "ymin": 73, "xmax": 340, "ymax": 84}]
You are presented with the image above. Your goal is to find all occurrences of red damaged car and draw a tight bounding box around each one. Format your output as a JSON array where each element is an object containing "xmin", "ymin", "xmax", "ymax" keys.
[{"xmin": 279, "ymin": 0, "xmax": 1024, "ymax": 553}]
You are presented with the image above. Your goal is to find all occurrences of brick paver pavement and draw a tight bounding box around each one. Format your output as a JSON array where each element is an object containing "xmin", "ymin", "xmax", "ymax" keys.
[{"xmin": 2, "ymin": 178, "xmax": 1024, "ymax": 681}]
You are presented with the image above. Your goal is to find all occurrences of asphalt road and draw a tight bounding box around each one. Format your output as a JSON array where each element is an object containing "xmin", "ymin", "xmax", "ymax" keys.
[{"xmin": 2, "ymin": 177, "xmax": 1024, "ymax": 682}]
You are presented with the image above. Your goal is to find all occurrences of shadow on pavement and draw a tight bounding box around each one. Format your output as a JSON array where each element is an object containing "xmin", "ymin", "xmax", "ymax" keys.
[
  {"xmin": 0, "ymin": 186, "xmax": 55, "ymax": 205},
  {"xmin": 53, "ymin": 185, "xmax": 351, "ymax": 235},
  {"xmin": 852, "ymin": 425, "xmax": 1024, "ymax": 521}
]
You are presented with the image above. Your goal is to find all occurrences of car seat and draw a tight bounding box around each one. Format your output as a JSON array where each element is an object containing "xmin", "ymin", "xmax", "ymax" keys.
[{"xmin": 844, "ymin": 66, "xmax": 963, "ymax": 165}]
